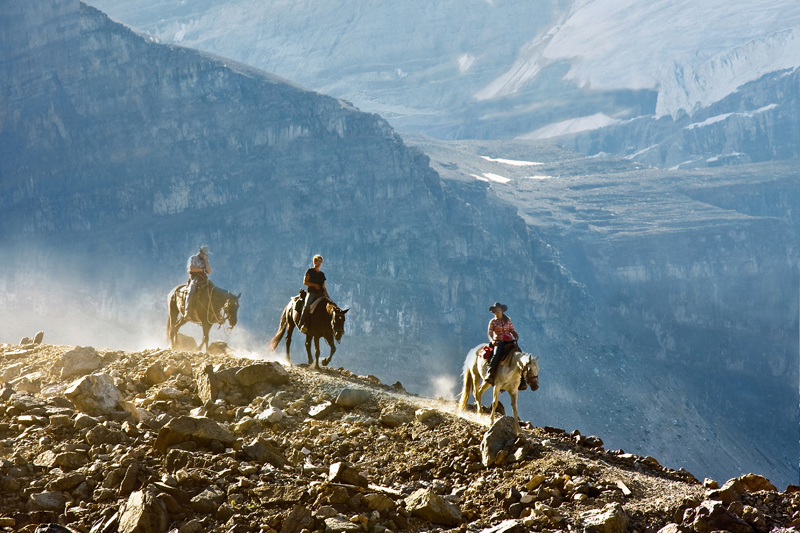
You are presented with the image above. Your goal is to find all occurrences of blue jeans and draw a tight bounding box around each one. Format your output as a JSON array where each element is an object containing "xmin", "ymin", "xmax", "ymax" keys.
[{"xmin": 299, "ymin": 292, "xmax": 321, "ymax": 325}]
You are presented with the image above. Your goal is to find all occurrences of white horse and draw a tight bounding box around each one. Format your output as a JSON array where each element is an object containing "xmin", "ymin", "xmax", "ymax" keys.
[{"xmin": 458, "ymin": 343, "xmax": 539, "ymax": 427}]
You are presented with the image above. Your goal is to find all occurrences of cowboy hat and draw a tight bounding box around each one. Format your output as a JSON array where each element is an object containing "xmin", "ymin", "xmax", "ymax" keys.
[
  {"xmin": 489, "ymin": 302, "xmax": 508, "ymax": 312},
  {"xmin": 199, "ymin": 245, "xmax": 211, "ymax": 255}
]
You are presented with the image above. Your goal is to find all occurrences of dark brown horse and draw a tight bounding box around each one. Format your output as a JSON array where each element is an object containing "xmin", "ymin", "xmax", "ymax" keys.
[
  {"xmin": 269, "ymin": 294, "xmax": 348, "ymax": 367},
  {"xmin": 167, "ymin": 282, "xmax": 240, "ymax": 352}
]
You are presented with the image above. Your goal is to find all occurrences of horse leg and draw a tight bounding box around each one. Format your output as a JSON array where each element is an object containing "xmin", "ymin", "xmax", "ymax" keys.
[
  {"xmin": 475, "ymin": 373, "xmax": 491, "ymax": 415},
  {"xmin": 510, "ymin": 390, "xmax": 520, "ymax": 430},
  {"xmin": 285, "ymin": 321, "xmax": 294, "ymax": 365},
  {"xmin": 305, "ymin": 335, "xmax": 314, "ymax": 367},
  {"xmin": 314, "ymin": 337, "xmax": 322, "ymax": 368},
  {"xmin": 321, "ymin": 334, "xmax": 335, "ymax": 366},
  {"xmin": 490, "ymin": 386, "xmax": 501, "ymax": 425},
  {"xmin": 201, "ymin": 323, "xmax": 211, "ymax": 353}
]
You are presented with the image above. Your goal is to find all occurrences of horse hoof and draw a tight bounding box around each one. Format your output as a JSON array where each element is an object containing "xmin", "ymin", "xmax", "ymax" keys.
[{"xmin": 321, "ymin": 358, "xmax": 331, "ymax": 367}]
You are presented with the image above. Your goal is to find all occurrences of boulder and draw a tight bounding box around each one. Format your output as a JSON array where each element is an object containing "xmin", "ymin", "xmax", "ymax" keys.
[
  {"xmin": 85, "ymin": 424, "xmax": 123, "ymax": 446},
  {"xmin": 191, "ymin": 486, "xmax": 226, "ymax": 515},
  {"xmin": 174, "ymin": 334, "xmax": 198, "ymax": 352},
  {"xmin": 65, "ymin": 373, "xmax": 123, "ymax": 415},
  {"xmin": 235, "ymin": 362, "xmax": 290, "ymax": 387},
  {"xmin": 323, "ymin": 516, "xmax": 362, "ymax": 533},
  {"xmin": 279, "ymin": 505, "xmax": 314, "ymax": 533},
  {"xmin": 363, "ymin": 493, "xmax": 396, "ymax": 513},
  {"xmin": 335, "ymin": 388, "xmax": 372, "ymax": 408},
  {"xmin": 257, "ymin": 407, "xmax": 284, "ymax": 424},
  {"xmin": 34, "ymin": 450, "xmax": 88, "ymax": 470},
  {"xmin": 691, "ymin": 500, "xmax": 753, "ymax": 533},
  {"xmin": 153, "ymin": 416, "xmax": 235, "ymax": 455},
  {"xmin": 404, "ymin": 487, "xmax": 463, "ymax": 526},
  {"xmin": 480, "ymin": 416, "xmax": 518, "ymax": 467},
  {"xmin": 47, "ymin": 472, "xmax": 86, "ymax": 492},
  {"xmin": 118, "ymin": 490, "xmax": 168, "ymax": 533},
  {"xmin": 33, "ymin": 331, "xmax": 44, "ymax": 345},
  {"xmin": 144, "ymin": 362, "xmax": 168, "ymax": 386},
  {"xmin": 59, "ymin": 346, "xmax": 102, "ymax": 380},
  {"xmin": 580, "ymin": 503, "xmax": 629, "ymax": 533},
  {"xmin": 28, "ymin": 491, "xmax": 68, "ymax": 512},
  {"xmin": 379, "ymin": 410, "xmax": 413, "ymax": 428},
  {"xmin": 328, "ymin": 461, "xmax": 368, "ymax": 488},
  {"xmin": 739, "ymin": 473, "xmax": 776, "ymax": 493},
  {"xmin": 195, "ymin": 364, "xmax": 218, "ymax": 404},
  {"xmin": 242, "ymin": 437, "xmax": 286, "ymax": 469},
  {"xmin": 309, "ymin": 401, "xmax": 336, "ymax": 419},
  {"xmin": 207, "ymin": 341, "xmax": 229, "ymax": 355}
]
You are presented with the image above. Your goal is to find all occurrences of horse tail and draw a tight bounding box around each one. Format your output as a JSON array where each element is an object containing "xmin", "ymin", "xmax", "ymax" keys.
[
  {"xmin": 458, "ymin": 347, "xmax": 476, "ymax": 411},
  {"xmin": 268, "ymin": 306, "xmax": 288, "ymax": 352},
  {"xmin": 167, "ymin": 288, "xmax": 180, "ymax": 344}
]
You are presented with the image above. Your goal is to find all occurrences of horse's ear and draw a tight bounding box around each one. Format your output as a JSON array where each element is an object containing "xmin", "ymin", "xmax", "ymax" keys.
[
  {"xmin": 534, "ymin": 355, "xmax": 540, "ymax": 362},
  {"xmin": 236, "ymin": 293, "xmax": 242, "ymax": 299},
  {"xmin": 342, "ymin": 308, "xmax": 350, "ymax": 313}
]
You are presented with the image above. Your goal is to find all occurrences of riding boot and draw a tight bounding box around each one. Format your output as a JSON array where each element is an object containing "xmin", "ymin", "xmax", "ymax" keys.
[{"xmin": 518, "ymin": 375, "xmax": 528, "ymax": 390}]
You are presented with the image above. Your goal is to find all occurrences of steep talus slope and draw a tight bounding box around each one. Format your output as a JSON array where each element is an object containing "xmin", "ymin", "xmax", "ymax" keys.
[
  {"xmin": 0, "ymin": 341, "xmax": 797, "ymax": 533},
  {"xmin": 406, "ymin": 136, "xmax": 799, "ymax": 489},
  {"xmin": 0, "ymin": 0, "xmax": 592, "ymax": 427}
]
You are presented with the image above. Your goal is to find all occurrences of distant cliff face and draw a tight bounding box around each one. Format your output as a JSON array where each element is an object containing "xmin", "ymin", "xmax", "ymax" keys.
[
  {"xmin": 564, "ymin": 68, "xmax": 800, "ymax": 168},
  {"xmin": 0, "ymin": 0, "xmax": 591, "ymax": 384}
]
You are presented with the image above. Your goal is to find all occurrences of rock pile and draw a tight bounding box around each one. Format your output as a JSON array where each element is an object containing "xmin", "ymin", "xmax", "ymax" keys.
[{"xmin": 0, "ymin": 341, "xmax": 796, "ymax": 533}]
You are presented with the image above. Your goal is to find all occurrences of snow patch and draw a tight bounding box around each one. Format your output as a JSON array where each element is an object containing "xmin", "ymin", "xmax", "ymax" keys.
[
  {"xmin": 625, "ymin": 144, "xmax": 659, "ymax": 160},
  {"xmin": 522, "ymin": 175, "xmax": 556, "ymax": 180},
  {"xmin": 458, "ymin": 54, "xmax": 476, "ymax": 74},
  {"xmin": 479, "ymin": 156, "xmax": 543, "ymax": 166},
  {"xmin": 471, "ymin": 173, "xmax": 511, "ymax": 184},
  {"xmin": 707, "ymin": 152, "xmax": 744, "ymax": 162},
  {"xmin": 685, "ymin": 104, "xmax": 779, "ymax": 129},
  {"xmin": 517, "ymin": 113, "xmax": 621, "ymax": 140}
]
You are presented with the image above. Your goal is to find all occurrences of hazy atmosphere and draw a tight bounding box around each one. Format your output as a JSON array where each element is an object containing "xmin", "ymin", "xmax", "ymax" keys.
[{"xmin": 1, "ymin": 1, "xmax": 798, "ymax": 526}]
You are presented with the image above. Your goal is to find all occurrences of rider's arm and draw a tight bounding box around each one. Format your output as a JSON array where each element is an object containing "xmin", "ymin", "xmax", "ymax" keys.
[
  {"xmin": 204, "ymin": 257, "xmax": 212, "ymax": 274},
  {"xmin": 487, "ymin": 320, "xmax": 496, "ymax": 343},
  {"xmin": 303, "ymin": 271, "xmax": 320, "ymax": 290}
]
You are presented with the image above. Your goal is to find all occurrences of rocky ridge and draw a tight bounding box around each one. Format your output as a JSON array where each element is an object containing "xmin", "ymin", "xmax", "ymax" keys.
[{"xmin": 0, "ymin": 340, "xmax": 796, "ymax": 533}]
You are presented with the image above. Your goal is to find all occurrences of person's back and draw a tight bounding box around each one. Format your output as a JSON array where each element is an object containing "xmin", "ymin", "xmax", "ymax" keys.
[
  {"xmin": 297, "ymin": 254, "xmax": 328, "ymax": 332},
  {"xmin": 184, "ymin": 245, "xmax": 212, "ymax": 316}
]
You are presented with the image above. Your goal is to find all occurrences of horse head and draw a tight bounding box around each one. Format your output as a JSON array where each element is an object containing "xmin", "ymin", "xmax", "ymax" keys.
[
  {"xmin": 225, "ymin": 293, "xmax": 241, "ymax": 327},
  {"xmin": 331, "ymin": 307, "xmax": 349, "ymax": 343},
  {"xmin": 521, "ymin": 353, "xmax": 539, "ymax": 391}
]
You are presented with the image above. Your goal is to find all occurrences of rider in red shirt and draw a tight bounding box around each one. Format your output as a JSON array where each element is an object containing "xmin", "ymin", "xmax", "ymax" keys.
[{"xmin": 486, "ymin": 302, "xmax": 518, "ymax": 385}]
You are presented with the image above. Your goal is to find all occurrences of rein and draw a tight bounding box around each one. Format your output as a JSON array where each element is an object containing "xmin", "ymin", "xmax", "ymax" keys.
[{"xmin": 202, "ymin": 283, "xmax": 233, "ymax": 335}]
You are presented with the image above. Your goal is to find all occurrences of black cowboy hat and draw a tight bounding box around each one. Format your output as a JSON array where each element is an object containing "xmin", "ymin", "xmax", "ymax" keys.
[{"xmin": 489, "ymin": 302, "xmax": 508, "ymax": 312}]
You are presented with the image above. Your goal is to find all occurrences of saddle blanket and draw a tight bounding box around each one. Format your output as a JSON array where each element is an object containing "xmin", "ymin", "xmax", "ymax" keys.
[{"xmin": 479, "ymin": 345, "xmax": 494, "ymax": 360}]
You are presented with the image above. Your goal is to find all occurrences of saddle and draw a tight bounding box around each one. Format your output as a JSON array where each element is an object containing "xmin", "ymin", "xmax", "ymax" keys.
[{"xmin": 479, "ymin": 342, "xmax": 518, "ymax": 361}]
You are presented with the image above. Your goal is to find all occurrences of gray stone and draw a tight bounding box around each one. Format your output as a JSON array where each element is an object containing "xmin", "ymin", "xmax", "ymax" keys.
[
  {"xmin": 379, "ymin": 410, "xmax": 413, "ymax": 428},
  {"xmin": 323, "ymin": 516, "xmax": 362, "ymax": 533},
  {"xmin": 335, "ymin": 388, "xmax": 372, "ymax": 408},
  {"xmin": 74, "ymin": 413, "xmax": 100, "ymax": 430},
  {"xmin": 33, "ymin": 331, "xmax": 44, "ymax": 345},
  {"xmin": 691, "ymin": 500, "xmax": 753, "ymax": 533},
  {"xmin": 234, "ymin": 362, "xmax": 290, "ymax": 387},
  {"xmin": 480, "ymin": 519, "xmax": 521, "ymax": 533},
  {"xmin": 256, "ymin": 406, "xmax": 284, "ymax": 424},
  {"xmin": 34, "ymin": 450, "xmax": 89, "ymax": 470},
  {"xmin": 207, "ymin": 341, "xmax": 228, "ymax": 355},
  {"xmin": 329, "ymin": 461, "xmax": 368, "ymax": 488},
  {"xmin": 28, "ymin": 491, "xmax": 68, "ymax": 512},
  {"xmin": 580, "ymin": 503, "xmax": 629, "ymax": 533},
  {"xmin": 279, "ymin": 505, "xmax": 313, "ymax": 533},
  {"xmin": 309, "ymin": 401, "xmax": 336, "ymax": 420},
  {"xmin": 59, "ymin": 347, "xmax": 102, "ymax": 380},
  {"xmin": 153, "ymin": 416, "xmax": 235, "ymax": 455},
  {"xmin": 656, "ymin": 525, "xmax": 684, "ymax": 533},
  {"xmin": 480, "ymin": 416, "xmax": 518, "ymax": 467},
  {"xmin": 47, "ymin": 472, "xmax": 86, "ymax": 492},
  {"xmin": 363, "ymin": 493, "xmax": 396, "ymax": 512},
  {"xmin": 118, "ymin": 490, "xmax": 168, "ymax": 533},
  {"xmin": 86, "ymin": 424, "xmax": 123, "ymax": 446},
  {"xmin": 242, "ymin": 437, "xmax": 286, "ymax": 469},
  {"xmin": 65, "ymin": 373, "xmax": 123, "ymax": 415},
  {"xmin": 190, "ymin": 486, "xmax": 226, "ymax": 514},
  {"xmin": 144, "ymin": 362, "xmax": 168, "ymax": 386},
  {"xmin": 195, "ymin": 365, "xmax": 218, "ymax": 404},
  {"xmin": 119, "ymin": 463, "xmax": 140, "ymax": 496},
  {"xmin": 405, "ymin": 487, "xmax": 463, "ymax": 526}
]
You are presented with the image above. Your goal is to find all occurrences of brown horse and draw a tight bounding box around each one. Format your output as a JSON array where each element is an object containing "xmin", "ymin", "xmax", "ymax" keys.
[
  {"xmin": 269, "ymin": 293, "xmax": 348, "ymax": 367},
  {"xmin": 167, "ymin": 282, "xmax": 240, "ymax": 352}
]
